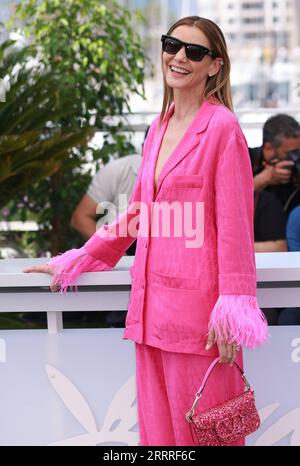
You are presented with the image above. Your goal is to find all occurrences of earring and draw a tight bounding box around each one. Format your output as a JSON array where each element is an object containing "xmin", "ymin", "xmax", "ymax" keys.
[{"xmin": 208, "ymin": 73, "xmax": 214, "ymax": 77}]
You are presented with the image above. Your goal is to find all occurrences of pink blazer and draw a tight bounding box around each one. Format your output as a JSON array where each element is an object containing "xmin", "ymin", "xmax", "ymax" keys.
[{"xmin": 50, "ymin": 100, "xmax": 267, "ymax": 355}]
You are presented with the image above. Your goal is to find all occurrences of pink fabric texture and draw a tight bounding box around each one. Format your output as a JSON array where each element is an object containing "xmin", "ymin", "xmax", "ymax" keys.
[
  {"xmin": 48, "ymin": 100, "xmax": 268, "ymax": 354},
  {"xmin": 48, "ymin": 246, "xmax": 112, "ymax": 292},
  {"xmin": 135, "ymin": 342, "xmax": 245, "ymax": 446}
]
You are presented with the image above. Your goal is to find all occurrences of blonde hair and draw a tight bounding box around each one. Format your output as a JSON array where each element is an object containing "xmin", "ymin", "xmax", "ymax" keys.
[{"xmin": 160, "ymin": 16, "xmax": 233, "ymax": 125}]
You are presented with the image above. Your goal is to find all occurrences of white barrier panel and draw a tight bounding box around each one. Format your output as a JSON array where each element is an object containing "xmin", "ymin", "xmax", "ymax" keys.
[
  {"xmin": 0, "ymin": 327, "xmax": 299, "ymax": 446},
  {"xmin": 0, "ymin": 329, "xmax": 137, "ymax": 446}
]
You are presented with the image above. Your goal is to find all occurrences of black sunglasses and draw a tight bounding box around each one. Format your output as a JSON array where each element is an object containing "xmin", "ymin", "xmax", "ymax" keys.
[{"xmin": 161, "ymin": 35, "xmax": 218, "ymax": 62}]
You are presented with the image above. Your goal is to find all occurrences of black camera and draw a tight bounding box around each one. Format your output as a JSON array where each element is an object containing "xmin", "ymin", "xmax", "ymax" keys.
[{"xmin": 283, "ymin": 149, "xmax": 300, "ymax": 183}]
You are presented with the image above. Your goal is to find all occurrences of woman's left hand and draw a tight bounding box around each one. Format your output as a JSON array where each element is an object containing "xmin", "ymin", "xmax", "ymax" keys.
[{"xmin": 205, "ymin": 328, "xmax": 240, "ymax": 366}]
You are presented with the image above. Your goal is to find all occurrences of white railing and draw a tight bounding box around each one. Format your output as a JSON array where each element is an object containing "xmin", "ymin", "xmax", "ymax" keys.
[
  {"xmin": 1, "ymin": 252, "xmax": 300, "ymax": 332},
  {"xmin": 0, "ymin": 256, "xmax": 133, "ymax": 333}
]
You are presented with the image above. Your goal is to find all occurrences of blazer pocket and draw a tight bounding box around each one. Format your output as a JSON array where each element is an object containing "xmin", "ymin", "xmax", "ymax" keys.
[
  {"xmin": 168, "ymin": 175, "xmax": 203, "ymax": 189},
  {"xmin": 150, "ymin": 270, "xmax": 201, "ymax": 290}
]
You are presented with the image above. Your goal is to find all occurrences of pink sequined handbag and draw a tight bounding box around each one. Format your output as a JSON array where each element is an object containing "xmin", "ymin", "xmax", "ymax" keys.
[{"xmin": 185, "ymin": 358, "xmax": 261, "ymax": 446}]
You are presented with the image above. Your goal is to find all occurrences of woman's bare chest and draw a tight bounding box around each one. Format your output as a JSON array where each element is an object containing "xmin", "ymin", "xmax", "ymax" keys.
[{"xmin": 154, "ymin": 126, "xmax": 188, "ymax": 190}]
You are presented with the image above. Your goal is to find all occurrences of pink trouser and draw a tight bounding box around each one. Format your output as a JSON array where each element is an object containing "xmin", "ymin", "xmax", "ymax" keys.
[{"xmin": 135, "ymin": 343, "xmax": 245, "ymax": 446}]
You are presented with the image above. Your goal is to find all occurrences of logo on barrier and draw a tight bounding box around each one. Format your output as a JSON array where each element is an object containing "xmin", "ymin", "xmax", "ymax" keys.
[
  {"xmin": 45, "ymin": 365, "xmax": 139, "ymax": 446},
  {"xmin": 0, "ymin": 339, "xmax": 6, "ymax": 363},
  {"xmin": 254, "ymin": 402, "xmax": 300, "ymax": 446},
  {"xmin": 291, "ymin": 337, "xmax": 300, "ymax": 363}
]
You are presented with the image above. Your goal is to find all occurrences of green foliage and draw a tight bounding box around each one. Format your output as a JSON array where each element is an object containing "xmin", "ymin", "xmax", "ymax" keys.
[
  {"xmin": 15, "ymin": 0, "xmax": 145, "ymax": 127},
  {"xmin": 1, "ymin": 0, "xmax": 145, "ymax": 256},
  {"xmin": 0, "ymin": 42, "xmax": 94, "ymax": 255}
]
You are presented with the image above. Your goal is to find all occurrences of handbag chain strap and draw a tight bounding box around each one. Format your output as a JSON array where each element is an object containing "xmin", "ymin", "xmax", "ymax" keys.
[{"xmin": 186, "ymin": 357, "xmax": 251, "ymax": 423}]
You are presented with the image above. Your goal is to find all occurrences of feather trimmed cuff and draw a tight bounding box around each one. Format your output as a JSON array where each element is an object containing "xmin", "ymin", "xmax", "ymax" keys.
[
  {"xmin": 48, "ymin": 246, "xmax": 112, "ymax": 292},
  {"xmin": 208, "ymin": 295, "xmax": 268, "ymax": 348}
]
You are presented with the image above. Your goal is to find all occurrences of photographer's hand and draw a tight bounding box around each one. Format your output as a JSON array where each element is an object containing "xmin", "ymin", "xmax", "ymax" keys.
[
  {"xmin": 265, "ymin": 160, "xmax": 294, "ymax": 185},
  {"xmin": 271, "ymin": 160, "xmax": 294, "ymax": 185},
  {"xmin": 254, "ymin": 160, "xmax": 294, "ymax": 190}
]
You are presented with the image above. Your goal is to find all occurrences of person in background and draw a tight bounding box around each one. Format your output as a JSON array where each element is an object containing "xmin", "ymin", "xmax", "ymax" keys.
[
  {"xmin": 250, "ymin": 115, "xmax": 300, "ymax": 325},
  {"xmin": 71, "ymin": 154, "xmax": 142, "ymax": 240},
  {"xmin": 249, "ymin": 114, "xmax": 300, "ymax": 215},
  {"xmin": 71, "ymin": 127, "xmax": 150, "ymax": 252},
  {"xmin": 71, "ymin": 154, "xmax": 141, "ymax": 254},
  {"xmin": 286, "ymin": 204, "xmax": 300, "ymax": 252},
  {"xmin": 254, "ymin": 190, "xmax": 287, "ymax": 253}
]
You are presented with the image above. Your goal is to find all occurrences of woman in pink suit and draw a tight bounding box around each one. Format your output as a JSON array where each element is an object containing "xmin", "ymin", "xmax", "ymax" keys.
[{"xmin": 25, "ymin": 16, "xmax": 268, "ymax": 446}]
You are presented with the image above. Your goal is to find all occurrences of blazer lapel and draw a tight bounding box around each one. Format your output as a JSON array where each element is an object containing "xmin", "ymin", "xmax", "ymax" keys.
[{"xmin": 152, "ymin": 100, "xmax": 218, "ymax": 198}]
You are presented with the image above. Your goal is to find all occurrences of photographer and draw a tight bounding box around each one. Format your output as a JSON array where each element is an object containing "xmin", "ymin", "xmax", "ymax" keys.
[
  {"xmin": 250, "ymin": 114, "xmax": 300, "ymax": 215},
  {"xmin": 250, "ymin": 114, "xmax": 300, "ymax": 325}
]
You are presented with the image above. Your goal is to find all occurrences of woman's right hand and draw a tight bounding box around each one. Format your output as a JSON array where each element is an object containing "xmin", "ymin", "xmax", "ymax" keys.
[
  {"xmin": 23, "ymin": 264, "xmax": 60, "ymax": 292},
  {"xmin": 206, "ymin": 328, "xmax": 240, "ymax": 367}
]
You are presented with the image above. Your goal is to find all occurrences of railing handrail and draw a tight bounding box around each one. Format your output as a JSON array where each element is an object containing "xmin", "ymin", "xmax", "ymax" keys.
[
  {"xmin": 1, "ymin": 252, "xmax": 300, "ymax": 286},
  {"xmin": 1, "ymin": 253, "xmax": 300, "ymax": 333}
]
